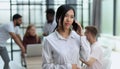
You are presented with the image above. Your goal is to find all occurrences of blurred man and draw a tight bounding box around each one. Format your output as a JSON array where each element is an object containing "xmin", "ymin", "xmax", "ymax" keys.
[
  {"xmin": 0, "ymin": 14, "xmax": 25, "ymax": 69},
  {"xmin": 43, "ymin": 8, "xmax": 56, "ymax": 36},
  {"xmin": 81, "ymin": 26, "xmax": 103, "ymax": 69}
]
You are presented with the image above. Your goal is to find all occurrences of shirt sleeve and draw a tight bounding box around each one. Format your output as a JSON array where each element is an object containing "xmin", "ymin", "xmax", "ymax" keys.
[
  {"xmin": 15, "ymin": 26, "xmax": 20, "ymax": 35},
  {"xmin": 5, "ymin": 23, "xmax": 15, "ymax": 33},
  {"xmin": 80, "ymin": 36, "xmax": 91, "ymax": 61},
  {"xmin": 90, "ymin": 46, "xmax": 101, "ymax": 61},
  {"xmin": 42, "ymin": 38, "xmax": 72, "ymax": 69}
]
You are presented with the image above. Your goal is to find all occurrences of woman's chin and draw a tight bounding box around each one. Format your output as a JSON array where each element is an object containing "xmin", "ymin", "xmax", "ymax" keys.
[{"xmin": 65, "ymin": 27, "xmax": 70, "ymax": 30}]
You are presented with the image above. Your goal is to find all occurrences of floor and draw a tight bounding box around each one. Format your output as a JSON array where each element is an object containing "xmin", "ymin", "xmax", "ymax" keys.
[{"xmin": 0, "ymin": 51, "xmax": 120, "ymax": 69}]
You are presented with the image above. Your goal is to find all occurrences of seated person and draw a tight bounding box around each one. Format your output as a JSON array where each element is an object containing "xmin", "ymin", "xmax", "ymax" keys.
[
  {"xmin": 23, "ymin": 24, "xmax": 41, "ymax": 52},
  {"xmin": 80, "ymin": 26, "xmax": 103, "ymax": 69}
]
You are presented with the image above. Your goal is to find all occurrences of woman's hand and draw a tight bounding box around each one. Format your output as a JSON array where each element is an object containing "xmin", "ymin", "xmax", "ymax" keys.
[
  {"xmin": 72, "ymin": 64, "xmax": 77, "ymax": 69},
  {"xmin": 80, "ymin": 58, "xmax": 85, "ymax": 63},
  {"xmin": 75, "ymin": 21, "xmax": 83, "ymax": 36},
  {"xmin": 72, "ymin": 64, "xmax": 80, "ymax": 69}
]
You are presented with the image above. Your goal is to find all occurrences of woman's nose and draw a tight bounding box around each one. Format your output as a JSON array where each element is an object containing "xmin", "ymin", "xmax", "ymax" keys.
[{"xmin": 66, "ymin": 17, "xmax": 71, "ymax": 22}]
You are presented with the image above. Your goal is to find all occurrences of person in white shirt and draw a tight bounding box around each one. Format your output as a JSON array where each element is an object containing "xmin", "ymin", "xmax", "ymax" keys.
[
  {"xmin": 42, "ymin": 4, "xmax": 90, "ymax": 69},
  {"xmin": 0, "ymin": 14, "xmax": 25, "ymax": 69},
  {"xmin": 80, "ymin": 26, "xmax": 103, "ymax": 69},
  {"xmin": 43, "ymin": 8, "xmax": 57, "ymax": 36}
]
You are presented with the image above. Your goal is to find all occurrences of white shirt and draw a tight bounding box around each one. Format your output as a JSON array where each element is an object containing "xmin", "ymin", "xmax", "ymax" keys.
[
  {"xmin": 86, "ymin": 42, "xmax": 103, "ymax": 69},
  {"xmin": 42, "ymin": 30, "xmax": 90, "ymax": 69},
  {"xmin": 0, "ymin": 22, "xmax": 20, "ymax": 47},
  {"xmin": 43, "ymin": 20, "xmax": 57, "ymax": 35}
]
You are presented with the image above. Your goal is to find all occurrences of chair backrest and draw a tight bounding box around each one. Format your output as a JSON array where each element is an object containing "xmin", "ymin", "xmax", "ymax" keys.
[{"xmin": 26, "ymin": 44, "xmax": 42, "ymax": 57}]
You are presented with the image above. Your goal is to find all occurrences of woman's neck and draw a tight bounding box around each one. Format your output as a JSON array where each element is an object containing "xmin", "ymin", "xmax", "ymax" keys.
[{"xmin": 57, "ymin": 28, "xmax": 70, "ymax": 38}]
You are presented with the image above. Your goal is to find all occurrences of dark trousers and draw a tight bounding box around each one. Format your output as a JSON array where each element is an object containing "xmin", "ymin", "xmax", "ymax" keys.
[{"xmin": 0, "ymin": 47, "xmax": 10, "ymax": 69}]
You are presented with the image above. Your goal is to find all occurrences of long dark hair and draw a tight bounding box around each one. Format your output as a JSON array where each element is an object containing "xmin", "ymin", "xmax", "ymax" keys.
[{"xmin": 55, "ymin": 4, "xmax": 75, "ymax": 31}]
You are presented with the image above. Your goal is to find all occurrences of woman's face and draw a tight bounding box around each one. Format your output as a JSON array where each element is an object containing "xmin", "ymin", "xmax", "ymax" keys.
[
  {"xmin": 63, "ymin": 9, "xmax": 74, "ymax": 30},
  {"xmin": 28, "ymin": 26, "xmax": 36, "ymax": 36}
]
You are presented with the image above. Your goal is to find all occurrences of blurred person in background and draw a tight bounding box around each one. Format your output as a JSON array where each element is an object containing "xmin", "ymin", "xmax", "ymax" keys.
[
  {"xmin": 43, "ymin": 8, "xmax": 56, "ymax": 36},
  {"xmin": 23, "ymin": 24, "xmax": 41, "ymax": 52},
  {"xmin": 80, "ymin": 26, "xmax": 103, "ymax": 69},
  {"xmin": 0, "ymin": 14, "xmax": 25, "ymax": 69}
]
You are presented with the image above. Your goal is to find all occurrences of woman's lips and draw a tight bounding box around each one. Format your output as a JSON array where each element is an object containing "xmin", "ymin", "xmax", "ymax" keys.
[{"xmin": 65, "ymin": 23, "xmax": 70, "ymax": 26}]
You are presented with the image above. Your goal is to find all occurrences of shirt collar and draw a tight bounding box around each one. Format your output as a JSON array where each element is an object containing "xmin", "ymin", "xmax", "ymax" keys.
[{"xmin": 55, "ymin": 30, "xmax": 75, "ymax": 40}]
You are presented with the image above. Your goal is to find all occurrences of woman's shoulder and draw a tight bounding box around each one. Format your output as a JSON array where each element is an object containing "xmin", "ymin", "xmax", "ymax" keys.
[
  {"xmin": 23, "ymin": 36, "xmax": 27, "ymax": 40},
  {"xmin": 71, "ymin": 30, "xmax": 80, "ymax": 38},
  {"xmin": 44, "ymin": 32, "xmax": 56, "ymax": 40},
  {"xmin": 43, "ymin": 32, "xmax": 57, "ymax": 46}
]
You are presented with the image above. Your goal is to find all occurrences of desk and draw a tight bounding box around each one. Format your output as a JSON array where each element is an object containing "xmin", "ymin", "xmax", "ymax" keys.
[{"xmin": 25, "ymin": 56, "xmax": 42, "ymax": 69}]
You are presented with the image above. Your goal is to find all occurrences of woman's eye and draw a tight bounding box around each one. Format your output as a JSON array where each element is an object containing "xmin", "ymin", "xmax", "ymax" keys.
[{"xmin": 65, "ymin": 14, "xmax": 68, "ymax": 17}]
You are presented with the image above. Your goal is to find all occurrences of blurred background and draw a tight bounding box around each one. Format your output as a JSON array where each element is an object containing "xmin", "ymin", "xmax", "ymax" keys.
[{"xmin": 0, "ymin": 0, "xmax": 120, "ymax": 69}]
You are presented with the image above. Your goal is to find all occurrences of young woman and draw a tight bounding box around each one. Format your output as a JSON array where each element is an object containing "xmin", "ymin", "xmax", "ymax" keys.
[
  {"xmin": 23, "ymin": 24, "xmax": 41, "ymax": 52},
  {"xmin": 42, "ymin": 4, "xmax": 90, "ymax": 69}
]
